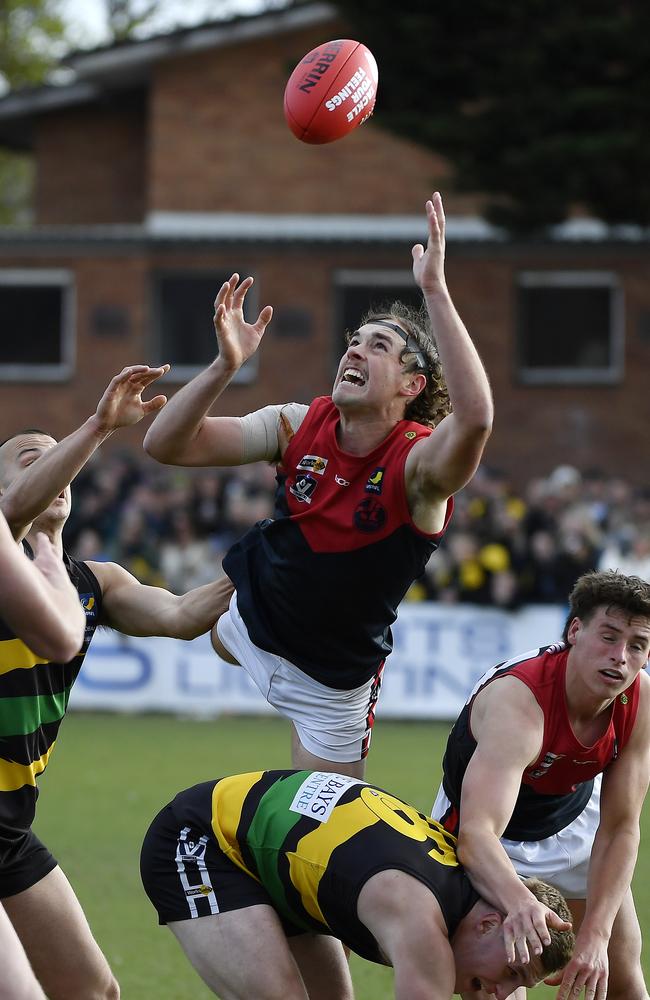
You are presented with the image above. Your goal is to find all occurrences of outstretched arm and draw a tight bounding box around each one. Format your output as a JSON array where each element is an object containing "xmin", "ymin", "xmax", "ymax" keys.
[
  {"xmin": 0, "ymin": 520, "xmax": 84, "ymax": 661},
  {"xmin": 407, "ymin": 193, "xmax": 493, "ymax": 504},
  {"xmin": 89, "ymin": 561, "xmax": 232, "ymax": 640},
  {"xmin": 143, "ymin": 274, "xmax": 273, "ymax": 467},
  {"xmin": 0, "ymin": 365, "xmax": 168, "ymax": 540}
]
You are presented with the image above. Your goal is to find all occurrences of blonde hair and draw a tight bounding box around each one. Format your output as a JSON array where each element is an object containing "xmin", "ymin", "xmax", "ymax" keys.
[{"xmin": 523, "ymin": 878, "xmax": 575, "ymax": 975}]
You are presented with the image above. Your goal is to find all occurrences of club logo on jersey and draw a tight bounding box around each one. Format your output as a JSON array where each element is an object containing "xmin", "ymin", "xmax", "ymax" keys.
[
  {"xmin": 79, "ymin": 594, "xmax": 96, "ymax": 617},
  {"xmin": 290, "ymin": 474, "xmax": 317, "ymax": 504},
  {"xmin": 528, "ymin": 751, "xmax": 565, "ymax": 779},
  {"xmin": 354, "ymin": 498, "xmax": 386, "ymax": 533},
  {"xmin": 365, "ymin": 467, "xmax": 385, "ymax": 495},
  {"xmin": 620, "ymin": 693, "xmax": 628, "ymax": 705},
  {"xmin": 290, "ymin": 772, "xmax": 362, "ymax": 822},
  {"xmin": 404, "ymin": 430, "xmax": 417, "ymax": 440},
  {"xmin": 296, "ymin": 455, "xmax": 328, "ymax": 475},
  {"xmin": 335, "ymin": 474, "xmax": 350, "ymax": 486}
]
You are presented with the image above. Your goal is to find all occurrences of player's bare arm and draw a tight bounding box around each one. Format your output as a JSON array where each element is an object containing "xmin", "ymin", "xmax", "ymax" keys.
[
  {"xmin": 88, "ymin": 560, "xmax": 229, "ymax": 639},
  {"xmin": 406, "ymin": 193, "xmax": 493, "ymax": 515},
  {"xmin": 0, "ymin": 521, "xmax": 84, "ymax": 661},
  {"xmin": 357, "ymin": 870, "xmax": 456, "ymax": 1000},
  {"xmin": 457, "ymin": 680, "xmax": 571, "ymax": 965},
  {"xmin": 0, "ymin": 365, "xmax": 169, "ymax": 540},
  {"xmin": 554, "ymin": 675, "xmax": 650, "ymax": 1000},
  {"xmin": 143, "ymin": 274, "xmax": 274, "ymax": 467}
]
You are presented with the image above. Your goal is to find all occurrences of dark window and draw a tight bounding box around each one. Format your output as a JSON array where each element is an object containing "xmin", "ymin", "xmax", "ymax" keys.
[
  {"xmin": 0, "ymin": 271, "xmax": 74, "ymax": 380},
  {"xmin": 334, "ymin": 271, "xmax": 423, "ymax": 365},
  {"xmin": 516, "ymin": 272, "xmax": 623, "ymax": 385},
  {"xmin": 153, "ymin": 271, "xmax": 258, "ymax": 383}
]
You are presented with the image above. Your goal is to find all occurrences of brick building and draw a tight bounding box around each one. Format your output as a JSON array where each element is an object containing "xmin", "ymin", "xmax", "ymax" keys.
[{"xmin": 0, "ymin": 1, "xmax": 648, "ymax": 484}]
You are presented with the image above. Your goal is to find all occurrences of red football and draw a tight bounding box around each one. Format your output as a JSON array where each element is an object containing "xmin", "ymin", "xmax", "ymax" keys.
[{"xmin": 283, "ymin": 39, "xmax": 378, "ymax": 144}]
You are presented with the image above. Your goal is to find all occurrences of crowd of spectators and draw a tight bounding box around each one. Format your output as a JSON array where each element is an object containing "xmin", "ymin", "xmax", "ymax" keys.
[{"xmin": 64, "ymin": 451, "xmax": 650, "ymax": 608}]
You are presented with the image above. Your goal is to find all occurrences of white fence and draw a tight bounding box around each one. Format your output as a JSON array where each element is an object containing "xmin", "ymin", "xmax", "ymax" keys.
[{"xmin": 69, "ymin": 603, "xmax": 567, "ymax": 720}]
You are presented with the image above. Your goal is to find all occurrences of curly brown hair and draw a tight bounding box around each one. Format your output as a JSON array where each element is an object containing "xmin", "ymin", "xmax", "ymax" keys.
[
  {"xmin": 562, "ymin": 570, "xmax": 650, "ymax": 642},
  {"xmin": 523, "ymin": 878, "xmax": 575, "ymax": 976},
  {"xmin": 351, "ymin": 300, "xmax": 451, "ymax": 428}
]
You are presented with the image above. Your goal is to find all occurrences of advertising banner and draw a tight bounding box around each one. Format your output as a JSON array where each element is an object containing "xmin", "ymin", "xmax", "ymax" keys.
[{"xmin": 69, "ymin": 603, "xmax": 567, "ymax": 720}]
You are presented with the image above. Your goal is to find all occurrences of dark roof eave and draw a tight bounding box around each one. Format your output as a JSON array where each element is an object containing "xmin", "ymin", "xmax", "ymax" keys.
[
  {"xmin": 0, "ymin": 217, "xmax": 648, "ymax": 252},
  {"xmin": 62, "ymin": 2, "xmax": 336, "ymax": 86},
  {"xmin": 0, "ymin": 81, "xmax": 100, "ymax": 122}
]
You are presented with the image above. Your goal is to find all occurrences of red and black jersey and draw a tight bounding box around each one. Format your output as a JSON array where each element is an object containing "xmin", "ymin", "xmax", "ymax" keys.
[
  {"xmin": 440, "ymin": 644, "xmax": 640, "ymax": 841},
  {"xmin": 223, "ymin": 396, "xmax": 452, "ymax": 689}
]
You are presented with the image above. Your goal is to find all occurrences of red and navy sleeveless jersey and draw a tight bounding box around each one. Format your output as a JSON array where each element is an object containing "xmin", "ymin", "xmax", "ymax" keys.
[
  {"xmin": 223, "ymin": 396, "xmax": 453, "ymax": 689},
  {"xmin": 0, "ymin": 549, "xmax": 102, "ymax": 849},
  {"xmin": 440, "ymin": 644, "xmax": 640, "ymax": 841}
]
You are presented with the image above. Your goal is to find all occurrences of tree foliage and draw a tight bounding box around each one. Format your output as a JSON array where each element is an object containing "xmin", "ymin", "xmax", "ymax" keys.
[
  {"xmin": 332, "ymin": 0, "xmax": 650, "ymax": 232},
  {"xmin": 0, "ymin": 1, "xmax": 68, "ymax": 224},
  {"xmin": 106, "ymin": 0, "xmax": 161, "ymax": 41},
  {"xmin": 0, "ymin": 0, "xmax": 66, "ymax": 92}
]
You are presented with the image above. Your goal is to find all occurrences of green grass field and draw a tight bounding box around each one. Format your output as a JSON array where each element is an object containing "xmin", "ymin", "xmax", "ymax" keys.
[{"xmin": 34, "ymin": 713, "xmax": 650, "ymax": 999}]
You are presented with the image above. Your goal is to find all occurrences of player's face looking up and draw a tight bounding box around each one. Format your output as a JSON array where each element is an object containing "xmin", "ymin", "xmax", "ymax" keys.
[{"xmin": 332, "ymin": 323, "xmax": 426, "ymax": 413}]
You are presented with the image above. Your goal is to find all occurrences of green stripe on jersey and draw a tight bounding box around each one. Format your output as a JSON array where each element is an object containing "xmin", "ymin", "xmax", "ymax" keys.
[
  {"xmin": 246, "ymin": 771, "xmax": 311, "ymax": 914},
  {"xmin": 0, "ymin": 686, "xmax": 71, "ymax": 738}
]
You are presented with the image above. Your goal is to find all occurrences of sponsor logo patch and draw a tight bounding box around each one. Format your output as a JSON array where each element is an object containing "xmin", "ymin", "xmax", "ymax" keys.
[
  {"xmin": 365, "ymin": 467, "xmax": 385, "ymax": 495},
  {"xmin": 404, "ymin": 430, "xmax": 417, "ymax": 440},
  {"xmin": 290, "ymin": 474, "xmax": 317, "ymax": 504},
  {"xmin": 290, "ymin": 772, "xmax": 362, "ymax": 822},
  {"xmin": 296, "ymin": 455, "xmax": 328, "ymax": 475},
  {"xmin": 185, "ymin": 884, "xmax": 214, "ymax": 898},
  {"xmin": 528, "ymin": 751, "xmax": 565, "ymax": 779},
  {"xmin": 79, "ymin": 594, "xmax": 96, "ymax": 617},
  {"xmin": 335, "ymin": 474, "xmax": 350, "ymax": 486}
]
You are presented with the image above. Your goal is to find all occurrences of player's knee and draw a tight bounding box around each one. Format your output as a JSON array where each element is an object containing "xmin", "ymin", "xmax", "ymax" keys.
[
  {"xmin": 105, "ymin": 973, "xmax": 120, "ymax": 1000},
  {"xmin": 606, "ymin": 969, "xmax": 647, "ymax": 1000},
  {"xmin": 607, "ymin": 949, "xmax": 646, "ymax": 1000},
  {"xmin": 80, "ymin": 969, "xmax": 120, "ymax": 1000}
]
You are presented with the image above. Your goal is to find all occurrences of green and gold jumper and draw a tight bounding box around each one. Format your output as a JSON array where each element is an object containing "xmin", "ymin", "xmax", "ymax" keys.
[
  {"xmin": 0, "ymin": 550, "xmax": 102, "ymax": 857},
  {"xmin": 170, "ymin": 769, "xmax": 479, "ymax": 962}
]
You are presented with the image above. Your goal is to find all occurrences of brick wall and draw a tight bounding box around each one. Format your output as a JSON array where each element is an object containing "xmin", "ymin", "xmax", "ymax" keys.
[
  {"xmin": 0, "ymin": 240, "xmax": 649, "ymax": 485},
  {"xmin": 148, "ymin": 23, "xmax": 481, "ymax": 216},
  {"xmin": 35, "ymin": 95, "xmax": 147, "ymax": 224}
]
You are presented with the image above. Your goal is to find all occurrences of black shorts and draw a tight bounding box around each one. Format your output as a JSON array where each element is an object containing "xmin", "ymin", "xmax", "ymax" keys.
[
  {"xmin": 140, "ymin": 782, "xmax": 300, "ymax": 934},
  {"xmin": 0, "ymin": 829, "xmax": 58, "ymax": 898}
]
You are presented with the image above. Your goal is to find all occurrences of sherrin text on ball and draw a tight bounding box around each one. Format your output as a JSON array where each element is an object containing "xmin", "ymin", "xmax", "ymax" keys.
[{"xmin": 283, "ymin": 38, "xmax": 378, "ymax": 144}]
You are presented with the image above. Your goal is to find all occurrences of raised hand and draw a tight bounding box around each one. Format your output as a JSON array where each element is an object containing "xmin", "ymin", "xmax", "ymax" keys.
[
  {"xmin": 412, "ymin": 191, "xmax": 447, "ymax": 295},
  {"xmin": 94, "ymin": 364, "xmax": 170, "ymax": 433},
  {"xmin": 213, "ymin": 273, "xmax": 273, "ymax": 372}
]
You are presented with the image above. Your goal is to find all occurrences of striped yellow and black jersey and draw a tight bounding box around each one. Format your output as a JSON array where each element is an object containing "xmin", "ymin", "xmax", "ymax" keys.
[
  {"xmin": 175, "ymin": 769, "xmax": 479, "ymax": 962},
  {"xmin": 0, "ymin": 550, "xmax": 102, "ymax": 851}
]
